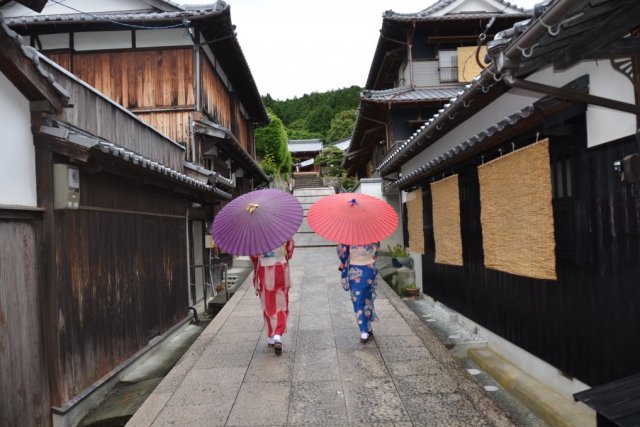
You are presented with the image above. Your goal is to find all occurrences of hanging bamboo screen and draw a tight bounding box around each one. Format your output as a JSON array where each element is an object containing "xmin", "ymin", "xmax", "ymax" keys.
[
  {"xmin": 406, "ymin": 189, "xmax": 425, "ymax": 254},
  {"xmin": 478, "ymin": 139, "xmax": 557, "ymax": 280},
  {"xmin": 458, "ymin": 46, "xmax": 487, "ymax": 82},
  {"xmin": 431, "ymin": 175, "xmax": 463, "ymax": 266}
]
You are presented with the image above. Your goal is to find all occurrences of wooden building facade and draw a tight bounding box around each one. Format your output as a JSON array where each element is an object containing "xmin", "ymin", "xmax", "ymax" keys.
[
  {"xmin": 1, "ymin": 1, "xmax": 268, "ymax": 425},
  {"xmin": 379, "ymin": 0, "xmax": 640, "ymax": 397},
  {"xmin": 345, "ymin": 0, "xmax": 530, "ymax": 178}
]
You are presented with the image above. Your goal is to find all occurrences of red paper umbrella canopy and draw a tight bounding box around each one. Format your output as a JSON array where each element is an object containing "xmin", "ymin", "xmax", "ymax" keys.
[
  {"xmin": 307, "ymin": 193, "xmax": 398, "ymax": 245},
  {"xmin": 211, "ymin": 189, "xmax": 303, "ymax": 256}
]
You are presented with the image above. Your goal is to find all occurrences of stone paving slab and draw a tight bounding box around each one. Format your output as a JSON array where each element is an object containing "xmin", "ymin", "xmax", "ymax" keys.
[{"xmin": 128, "ymin": 247, "xmax": 516, "ymax": 426}]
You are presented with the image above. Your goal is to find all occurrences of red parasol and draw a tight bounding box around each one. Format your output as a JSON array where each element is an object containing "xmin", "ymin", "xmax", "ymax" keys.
[
  {"xmin": 307, "ymin": 192, "xmax": 398, "ymax": 245},
  {"xmin": 211, "ymin": 189, "xmax": 302, "ymax": 256}
]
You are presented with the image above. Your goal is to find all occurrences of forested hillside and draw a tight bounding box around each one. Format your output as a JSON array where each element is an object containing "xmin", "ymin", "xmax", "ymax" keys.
[{"xmin": 262, "ymin": 86, "xmax": 361, "ymax": 143}]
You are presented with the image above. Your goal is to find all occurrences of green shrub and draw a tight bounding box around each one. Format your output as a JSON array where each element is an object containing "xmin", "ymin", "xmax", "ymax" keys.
[
  {"xmin": 260, "ymin": 154, "xmax": 278, "ymax": 177},
  {"xmin": 387, "ymin": 244, "xmax": 409, "ymax": 258}
]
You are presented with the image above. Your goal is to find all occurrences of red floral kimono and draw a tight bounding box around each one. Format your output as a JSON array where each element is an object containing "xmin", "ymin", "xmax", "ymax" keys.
[{"xmin": 251, "ymin": 239, "xmax": 294, "ymax": 338}]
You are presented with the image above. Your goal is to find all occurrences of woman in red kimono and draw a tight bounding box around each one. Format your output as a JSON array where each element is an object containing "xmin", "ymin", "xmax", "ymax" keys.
[{"xmin": 251, "ymin": 239, "xmax": 294, "ymax": 355}]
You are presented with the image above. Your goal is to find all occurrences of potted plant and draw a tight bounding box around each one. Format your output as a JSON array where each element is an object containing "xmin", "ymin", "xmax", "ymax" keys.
[
  {"xmin": 387, "ymin": 244, "xmax": 412, "ymax": 268},
  {"xmin": 403, "ymin": 284, "xmax": 420, "ymax": 298}
]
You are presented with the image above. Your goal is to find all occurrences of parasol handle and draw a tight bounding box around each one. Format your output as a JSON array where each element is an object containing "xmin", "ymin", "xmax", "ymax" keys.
[
  {"xmin": 246, "ymin": 203, "xmax": 260, "ymax": 213},
  {"xmin": 348, "ymin": 198, "xmax": 357, "ymax": 206}
]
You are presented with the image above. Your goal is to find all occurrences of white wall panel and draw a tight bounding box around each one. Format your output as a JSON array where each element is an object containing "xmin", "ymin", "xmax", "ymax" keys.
[
  {"xmin": 0, "ymin": 73, "xmax": 37, "ymax": 207},
  {"xmin": 74, "ymin": 31, "xmax": 132, "ymax": 51},
  {"xmin": 529, "ymin": 61, "xmax": 635, "ymax": 148},
  {"xmin": 135, "ymin": 28, "xmax": 192, "ymax": 48},
  {"xmin": 39, "ymin": 33, "xmax": 70, "ymax": 49}
]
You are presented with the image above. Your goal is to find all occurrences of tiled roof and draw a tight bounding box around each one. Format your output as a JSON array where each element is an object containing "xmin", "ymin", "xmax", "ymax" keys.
[
  {"xmin": 386, "ymin": 0, "xmax": 529, "ymax": 20},
  {"xmin": 388, "ymin": 12, "xmax": 531, "ymax": 22},
  {"xmin": 384, "ymin": 104, "xmax": 535, "ymax": 193},
  {"xmin": 39, "ymin": 119, "xmax": 232, "ymax": 200},
  {"xmin": 362, "ymin": 86, "xmax": 464, "ymax": 103},
  {"xmin": 333, "ymin": 139, "xmax": 351, "ymax": 151},
  {"xmin": 288, "ymin": 139, "xmax": 323, "ymax": 153},
  {"xmin": 4, "ymin": 3, "xmax": 225, "ymax": 25}
]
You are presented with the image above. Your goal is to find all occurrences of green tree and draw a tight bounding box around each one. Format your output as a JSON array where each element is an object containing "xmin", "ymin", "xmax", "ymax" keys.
[
  {"xmin": 254, "ymin": 109, "xmax": 292, "ymax": 177},
  {"xmin": 306, "ymin": 105, "xmax": 333, "ymax": 138},
  {"xmin": 315, "ymin": 146, "xmax": 357, "ymax": 191},
  {"xmin": 326, "ymin": 109, "xmax": 357, "ymax": 143},
  {"xmin": 287, "ymin": 129, "xmax": 323, "ymax": 140},
  {"xmin": 315, "ymin": 146, "xmax": 347, "ymax": 177},
  {"xmin": 287, "ymin": 118, "xmax": 307, "ymax": 131}
]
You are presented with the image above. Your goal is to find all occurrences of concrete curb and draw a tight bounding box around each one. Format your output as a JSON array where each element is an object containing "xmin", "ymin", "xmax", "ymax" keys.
[
  {"xmin": 377, "ymin": 278, "xmax": 518, "ymax": 427},
  {"xmin": 468, "ymin": 347, "xmax": 596, "ymax": 427}
]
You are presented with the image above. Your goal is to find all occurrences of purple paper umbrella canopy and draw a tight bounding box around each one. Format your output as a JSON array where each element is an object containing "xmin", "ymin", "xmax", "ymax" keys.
[{"xmin": 211, "ymin": 189, "xmax": 303, "ymax": 256}]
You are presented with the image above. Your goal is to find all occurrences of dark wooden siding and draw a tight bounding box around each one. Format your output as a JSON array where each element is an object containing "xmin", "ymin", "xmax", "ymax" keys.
[
  {"xmin": 201, "ymin": 58, "xmax": 231, "ymax": 129},
  {"xmin": 136, "ymin": 111, "xmax": 192, "ymax": 146},
  {"xmin": 51, "ymin": 172, "xmax": 188, "ymax": 403},
  {"xmin": 0, "ymin": 220, "xmax": 50, "ymax": 426},
  {"xmin": 40, "ymin": 60, "xmax": 186, "ymax": 171},
  {"xmin": 236, "ymin": 108, "xmax": 248, "ymax": 151},
  {"xmin": 70, "ymin": 49, "xmax": 194, "ymax": 110},
  {"xmin": 421, "ymin": 128, "xmax": 640, "ymax": 386}
]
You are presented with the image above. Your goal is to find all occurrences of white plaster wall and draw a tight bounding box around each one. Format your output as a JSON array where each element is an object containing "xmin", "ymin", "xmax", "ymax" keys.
[
  {"xmin": 401, "ymin": 88, "xmax": 539, "ymax": 174},
  {"xmin": 401, "ymin": 59, "xmax": 636, "ymax": 177},
  {"xmin": 0, "ymin": 73, "xmax": 37, "ymax": 207},
  {"xmin": 435, "ymin": 0, "xmax": 522, "ymax": 16},
  {"xmin": 74, "ymin": 31, "xmax": 132, "ymax": 51},
  {"xmin": 528, "ymin": 61, "xmax": 636, "ymax": 148},
  {"xmin": 136, "ymin": 28, "xmax": 192, "ymax": 48},
  {"xmin": 39, "ymin": 33, "xmax": 70, "ymax": 50}
]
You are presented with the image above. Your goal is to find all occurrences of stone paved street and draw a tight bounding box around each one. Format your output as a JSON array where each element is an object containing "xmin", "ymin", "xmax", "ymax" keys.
[{"xmin": 128, "ymin": 245, "xmax": 516, "ymax": 426}]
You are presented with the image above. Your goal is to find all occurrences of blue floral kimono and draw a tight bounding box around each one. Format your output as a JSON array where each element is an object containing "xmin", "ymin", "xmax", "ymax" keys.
[{"xmin": 337, "ymin": 243, "xmax": 380, "ymax": 333}]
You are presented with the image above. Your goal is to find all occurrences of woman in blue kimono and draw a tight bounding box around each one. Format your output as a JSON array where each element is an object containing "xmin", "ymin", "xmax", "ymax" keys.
[{"xmin": 337, "ymin": 242, "xmax": 380, "ymax": 343}]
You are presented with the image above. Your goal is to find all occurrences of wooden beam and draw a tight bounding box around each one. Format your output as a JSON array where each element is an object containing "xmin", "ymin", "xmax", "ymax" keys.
[
  {"xmin": 129, "ymin": 105, "xmax": 196, "ymax": 113},
  {"xmin": 428, "ymin": 35, "xmax": 494, "ymax": 43},
  {"xmin": 0, "ymin": 30, "xmax": 67, "ymax": 112}
]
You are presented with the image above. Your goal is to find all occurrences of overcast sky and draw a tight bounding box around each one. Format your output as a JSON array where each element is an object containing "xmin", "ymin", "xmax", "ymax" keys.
[{"xmin": 185, "ymin": 0, "xmax": 539, "ymax": 100}]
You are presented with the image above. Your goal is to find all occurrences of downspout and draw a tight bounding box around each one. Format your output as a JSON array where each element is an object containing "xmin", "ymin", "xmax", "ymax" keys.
[
  {"xmin": 186, "ymin": 206, "xmax": 192, "ymax": 305},
  {"xmin": 408, "ymin": 21, "xmax": 415, "ymax": 88},
  {"xmin": 193, "ymin": 34, "xmax": 201, "ymax": 163}
]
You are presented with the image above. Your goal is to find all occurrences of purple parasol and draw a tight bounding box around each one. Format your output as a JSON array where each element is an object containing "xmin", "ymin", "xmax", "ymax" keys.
[{"xmin": 211, "ymin": 189, "xmax": 303, "ymax": 256}]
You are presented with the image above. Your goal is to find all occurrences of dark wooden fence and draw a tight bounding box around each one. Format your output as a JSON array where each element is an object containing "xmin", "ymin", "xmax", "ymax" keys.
[{"xmin": 0, "ymin": 217, "xmax": 50, "ymax": 426}]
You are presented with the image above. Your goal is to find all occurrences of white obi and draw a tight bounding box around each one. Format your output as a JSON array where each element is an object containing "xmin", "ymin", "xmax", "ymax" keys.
[
  {"xmin": 259, "ymin": 245, "xmax": 287, "ymax": 267},
  {"xmin": 348, "ymin": 245, "xmax": 376, "ymax": 266}
]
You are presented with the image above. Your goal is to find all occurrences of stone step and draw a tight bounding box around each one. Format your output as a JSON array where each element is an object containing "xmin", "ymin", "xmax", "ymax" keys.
[{"xmin": 293, "ymin": 188, "xmax": 335, "ymax": 196}]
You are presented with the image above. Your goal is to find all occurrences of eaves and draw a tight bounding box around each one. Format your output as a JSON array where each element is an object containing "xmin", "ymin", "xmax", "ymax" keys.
[{"xmin": 37, "ymin": 117, "xmax": 232, "ymax": 201}]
